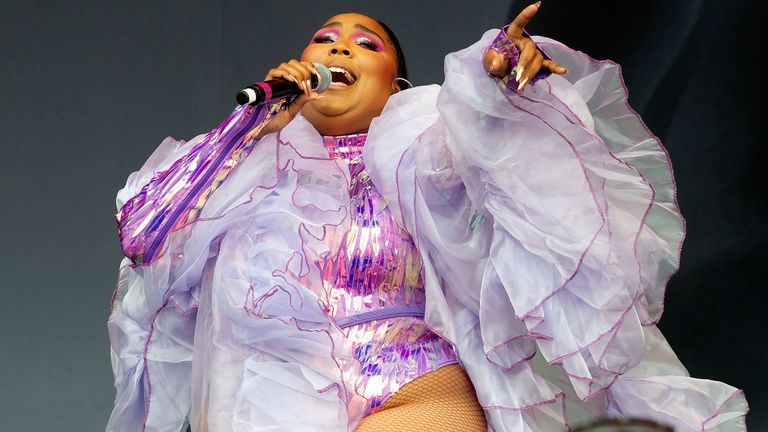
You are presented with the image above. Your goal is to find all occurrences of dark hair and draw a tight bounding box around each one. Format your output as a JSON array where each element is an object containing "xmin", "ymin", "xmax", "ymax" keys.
[{"xmin": 374, "ymin": 19, "xmax": 407, "ymax": 81}]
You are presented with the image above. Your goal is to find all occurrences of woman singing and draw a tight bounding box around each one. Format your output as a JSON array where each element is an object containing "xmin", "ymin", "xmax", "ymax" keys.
[{"xmin": 107, "ymin": 4, "xmax": 748, "ymax": 431}]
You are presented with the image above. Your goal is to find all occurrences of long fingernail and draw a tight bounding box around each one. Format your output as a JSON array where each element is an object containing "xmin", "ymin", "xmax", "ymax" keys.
[
  {"xmin": 535, "ymin": 1, "xmax": 542, "ymax": 7},
  {"xmin": 517, "ymin": 77, "xmax": 529, "ymax": 92},
  {"xmin": 305, "ymin": 79, "xmax": 311, "ymax": 93},
  {"xmin": 516, "ymin": 65, "xmax": 525, "ymax": 82}
]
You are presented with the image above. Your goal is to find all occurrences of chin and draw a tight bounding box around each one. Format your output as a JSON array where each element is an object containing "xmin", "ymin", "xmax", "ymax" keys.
[
  {"xmin": 307, "ymin": 93, "xmax": 356, "ymax": 117},
  {"xmin": 302, "ymin": 87, "xmax": 391, "ymax": 135}
]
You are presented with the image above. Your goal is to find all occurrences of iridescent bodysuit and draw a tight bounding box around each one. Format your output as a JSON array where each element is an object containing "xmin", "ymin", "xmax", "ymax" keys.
[{"xmin": 320, "ymin": 133, "xmax": 459, "ymax": 415}]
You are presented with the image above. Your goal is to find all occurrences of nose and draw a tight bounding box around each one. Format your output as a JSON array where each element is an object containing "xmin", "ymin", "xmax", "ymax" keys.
[{"xmin": 330, "ymin": 47, "xmax": 351, "ymax": 56}]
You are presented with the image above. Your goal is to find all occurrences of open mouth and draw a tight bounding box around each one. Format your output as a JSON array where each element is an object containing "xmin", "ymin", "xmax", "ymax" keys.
[{"xmin": 328, "ymin": 66, "xmax": 357, "ymax": 86}]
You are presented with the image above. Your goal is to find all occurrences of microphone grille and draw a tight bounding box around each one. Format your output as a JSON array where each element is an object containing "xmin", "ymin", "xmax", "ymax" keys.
[{"xmin": 313, "ymin": 63, "xmax": 332, "ymax": 93}]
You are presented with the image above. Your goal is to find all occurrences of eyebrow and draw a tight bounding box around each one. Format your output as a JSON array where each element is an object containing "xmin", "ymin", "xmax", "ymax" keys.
[{"xmin": 317, "ymin": 21, "xmax": 386, "ymax": 43}]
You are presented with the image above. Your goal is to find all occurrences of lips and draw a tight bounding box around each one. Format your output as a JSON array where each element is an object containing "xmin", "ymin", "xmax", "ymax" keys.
[{"xmin": 327, "ymin": 65, "xmax": 357, "ymax": 86}]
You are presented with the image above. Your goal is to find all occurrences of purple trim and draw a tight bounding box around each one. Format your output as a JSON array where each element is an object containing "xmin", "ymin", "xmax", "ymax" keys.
[
  {"xmin": 140, "ymin": 298, "xmax": 170, "ymax": 432},
  {"xmin": 535, "ymin": 38, "xmax": 685, "ymax": 326},
  {"xmin": 482, "ymin": 391, "xmax": 565, "ymax": 411},
  {"xmin": 522, "ymin": 68, "xmax": 656, "ymax": 296},
  {"xmin": 499, "ymin": 77, "xmax": 655, "ymax": 377},
  {"xmin": 484, "ymin": 350, "xmax": 536, "ymax": 373},
  {"xmin": 519, "ymin": 78, "xmax": 659, "ymax": 342},
  {"xmin": 336, "ymin": 306, "xmax": 426, "ymax": 329},
  {"xmin": 240, "ymin": 132, "xmax": 362, "ymax": 408},
  {"xmin": 700, "ymin": 389, "xmax": 749, "ymax": 431},
  {"xmin": 492, "ymin": 61, "xmax": 680, "ymax": 400},
  {"xmin": 499, "ymin": 89, "xmax": 606, "ymax": 321}
]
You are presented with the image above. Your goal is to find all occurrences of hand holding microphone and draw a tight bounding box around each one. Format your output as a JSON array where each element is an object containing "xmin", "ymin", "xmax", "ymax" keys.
[
  {"xmin": 240, "ymin": 60, "xmax": 332, "ymax": 141},
  {"xmin": 237, "ymin": 60, "xmax": 332, "ymax": 105}
]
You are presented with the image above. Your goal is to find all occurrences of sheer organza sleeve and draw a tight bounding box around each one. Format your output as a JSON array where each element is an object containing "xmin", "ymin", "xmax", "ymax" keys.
[
  {"xmin": 107, "ymin": 103, "xmax": 279, "ymax": 431},
  {"xmin": 108, "ymin": 105, "xmax": 364, "ymax": 432},
  {"xmin": 364, "ymin": 29, "xmax": 747, "ymax": 431}
]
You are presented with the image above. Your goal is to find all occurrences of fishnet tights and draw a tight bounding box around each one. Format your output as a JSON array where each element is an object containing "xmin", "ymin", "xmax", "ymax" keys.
[{"xmin": 355, "ymin": 364, "xmax": 487, "ymax": 431}]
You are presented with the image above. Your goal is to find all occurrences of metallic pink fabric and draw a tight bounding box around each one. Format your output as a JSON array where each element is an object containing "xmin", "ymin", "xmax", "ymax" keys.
[
  {"xmin": 115, "ymin": 102, "xmax": 281, "ymax": 264},
  {"xmin": 321, "ymin": 134, "xmax": 458, "ymax": 414}
]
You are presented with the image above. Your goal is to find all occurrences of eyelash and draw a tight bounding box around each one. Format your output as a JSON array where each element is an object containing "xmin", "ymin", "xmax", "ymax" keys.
[
  {"xmin": 313, "ymin": 34, "xmax": 336, "ymax": 43},
  {"xmin": 312, "ymin": 34, "xmax": 380, "ymax": 51},
  {"xmin": 356, "ymin": 38, "xmax": 379, "ymax": 51}
]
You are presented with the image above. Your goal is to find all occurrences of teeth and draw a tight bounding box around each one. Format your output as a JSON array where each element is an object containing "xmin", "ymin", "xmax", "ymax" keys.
[{"xmin": 328, "ymin": 66, "xmax": 356, "ymax": 84}]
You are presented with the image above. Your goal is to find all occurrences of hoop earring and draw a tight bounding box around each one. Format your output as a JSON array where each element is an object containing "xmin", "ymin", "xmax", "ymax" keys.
[{"xmin": 391, "ymin": 77, "xmax": 414, "ymax": 93}]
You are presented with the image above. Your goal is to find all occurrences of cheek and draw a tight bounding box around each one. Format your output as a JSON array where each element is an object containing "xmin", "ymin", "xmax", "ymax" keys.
[
  {"xmin": 360, "ymin": 55, "xmax": 397, "ymax": 87},
  {"xmin": 300, "ymin": 45, "xmax": 323, "ymax": 62}
]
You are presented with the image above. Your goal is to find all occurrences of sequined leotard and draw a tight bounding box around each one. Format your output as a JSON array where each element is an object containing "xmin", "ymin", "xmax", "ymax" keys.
[{"xmin": 320, "ymin": 133, "xmax": 459, "ymax": 415}]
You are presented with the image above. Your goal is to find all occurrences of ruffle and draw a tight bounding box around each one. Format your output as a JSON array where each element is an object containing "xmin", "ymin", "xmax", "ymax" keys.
[
  {"xmin": 109, "ymin": 29, "xmax": 747, "ymax": 432},
  {"xmin": 363, "ymin": 30, "xmax": 746, "ymax": 430},
  {"xmin": 108, "ymin": 113, "xmax": 367, "ymax": 431}
]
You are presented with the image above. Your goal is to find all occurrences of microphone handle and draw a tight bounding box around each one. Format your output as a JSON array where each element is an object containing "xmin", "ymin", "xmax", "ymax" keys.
[{"xmin": 237, "ymin": 75, "xmax": 319, "ymax": 106}]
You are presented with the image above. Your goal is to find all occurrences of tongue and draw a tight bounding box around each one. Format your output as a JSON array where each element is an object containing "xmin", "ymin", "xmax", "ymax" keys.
[{"xmin": 331, "ymin": 71, "xmax": 351, "ymax": 85}]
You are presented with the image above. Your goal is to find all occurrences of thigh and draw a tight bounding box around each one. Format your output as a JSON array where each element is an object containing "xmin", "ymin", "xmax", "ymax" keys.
[{"xmin": 355, "ymin": 364, "xmax": 487, "ymax": 432}]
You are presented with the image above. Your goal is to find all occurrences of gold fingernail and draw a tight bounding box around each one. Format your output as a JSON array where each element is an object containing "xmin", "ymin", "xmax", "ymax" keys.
[
  {"xmin": 516, "ymin": 66, "xmax": 524, "ymax": 82},
  {"xmin": 517, "ymin": 77, "xmax": 529, "ymax": 91}
]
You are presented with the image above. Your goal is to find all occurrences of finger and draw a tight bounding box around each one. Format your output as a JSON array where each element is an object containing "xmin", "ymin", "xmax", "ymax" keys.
[
  {"xmin": 266, "ymin": 68, "xmax": 289, "ymax": 81},
  {"xmin": 542, "ymin": 59, "xmax": 568, "ymax": 74},
  {"xmin": 519, "ymin": 55, "xmax": 543, "ymax": 92},
  {"xmin": 266, "ymin": 68, "xmax": 299, "ymax": 85},
  {"xmin": 294, "ymin": 62, "xmax": 318, "ymax": 96},
  {"xmin": 301, "ymin": 61, "xmax": 318, "ymax": 76},
  {"xmin": 279, "ymin": 63, "xmax": 307, "ymax": 82},
  {"xmin": 515, "ymin": 39, "xmax": 538, "ymax": 82},
  {"xmin": 299, "ymin": 62, "xmax": 320, "ymax": 95},
  {"xmin": 484, "ymin": 49, "xmax": 511, "ymax": 78},
  {"xmin": 507, "ymin": 1, "xmax": 541, "ymax": 39},
  {"xmin": 288, "ymin": 59, "xmax": 314, "ymax": 82},
  {"xmin": 279, "ymin": 63, "xmax": 311, "ymax": 95},
  {"xmin": 286, "ymin": 61, "xmax": 315, "ymax": 96}
]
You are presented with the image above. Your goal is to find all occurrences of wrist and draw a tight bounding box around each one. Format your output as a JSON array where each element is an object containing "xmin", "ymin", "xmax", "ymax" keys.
[{"xmin": 485, "ymin": 26, "xmax": 551, "ymax": 90}]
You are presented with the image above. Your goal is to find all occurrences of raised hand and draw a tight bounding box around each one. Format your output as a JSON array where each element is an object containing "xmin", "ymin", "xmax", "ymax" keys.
[
  {"xmin": 483, "ymin": 2, "xmax": 567, "ymax": 92},
  {"xmin": 245, "ymin": 59, "xmax": 323, "ymax": 141}
]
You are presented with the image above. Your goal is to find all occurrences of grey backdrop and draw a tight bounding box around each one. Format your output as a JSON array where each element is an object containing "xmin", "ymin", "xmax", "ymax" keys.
[{"xmin": 1, "ymin": 1, "xmax": 764, "ymax": 430}]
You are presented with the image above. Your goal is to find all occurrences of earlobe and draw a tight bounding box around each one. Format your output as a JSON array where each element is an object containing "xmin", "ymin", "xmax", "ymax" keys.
[
  {"xmin": 391, "ymin": 77, "xmax": 413, "ymax": 94},
  {"xmin": 392, "ymin": 77, "xmax": 413, "ymax": 93}
]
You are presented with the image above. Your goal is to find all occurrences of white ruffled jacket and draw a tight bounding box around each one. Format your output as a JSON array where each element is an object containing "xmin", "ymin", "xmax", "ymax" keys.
[{"xmin": 107, "ymin": 30, "xmax": 748, "ymax": 431}]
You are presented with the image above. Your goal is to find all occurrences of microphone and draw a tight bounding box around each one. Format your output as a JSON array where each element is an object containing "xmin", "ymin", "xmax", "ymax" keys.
[{"xmin": 236, "ymin": 62, "xmax": 332, "ymax": 105}]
